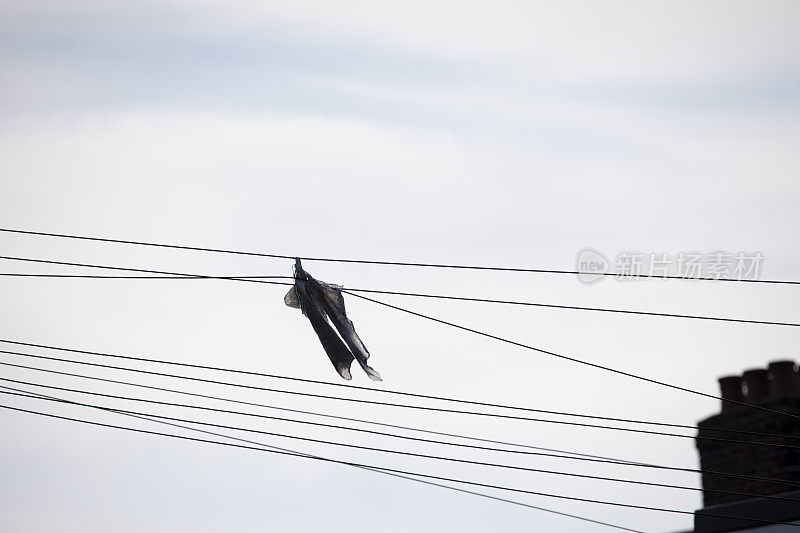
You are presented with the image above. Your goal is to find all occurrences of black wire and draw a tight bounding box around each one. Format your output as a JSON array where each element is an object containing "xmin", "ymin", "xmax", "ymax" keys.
[
  {"xmin": 0, "ymin": 373, "xmax": 649, "ymax": 466},
  {"xmin": 344, "ymin": 286, "xmax": 800, "ymax": 327},
  {"xmin": 0, "ymin": 255, "xmax": 278, "ymax": 285},
  {"xmin": 2, "ymin": 272, "xmax": 797, "ymax": 327},
  {"xmin": 2, "ymin": 254, "xmax": 798, "ymax": 425},
  {"xmin": 344, "ymin": 290, "xmax": 800, "ymax": 423},
  {"xmin": 8, "ymin": 387, "xmax": 789, "ymax": 503},
  {"xmin": 1, "ymin": 227, "xmax": 796, "ymax": 284},
  {"xmin": 5, "ymin": 348, "xmax": 800, "ymax": 451},
  {"xmin": 3, "ymin": 402, "xmax": 800, "ymax": 529},
  {"xmin": 0, "ymin": 273, "xmax": 295, "ymax": 280},
  {"xmin": 3, "ymin": 338, "xmax": 798, "ymax": 444},
  {"xmin": 0, "ymin": 387, "xmax": 645, "ymax": 533},
  {"xmin": 5, "ymin": 361, "xmax": 798, "ymax": 489},
  {"xmin": 5, "ymin": 385, "xmax": 800, "ymax": 505}
]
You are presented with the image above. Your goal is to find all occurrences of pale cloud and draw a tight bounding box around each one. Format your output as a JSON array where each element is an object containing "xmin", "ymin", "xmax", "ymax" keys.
[
  {"xmin": 92, "ymin": 0, "xmax": 796, "ymax": 82},
  {"xmin": 1, "ymin": 3, "xmax": 799, "ymax": 532},
  {"xmin": 5, "ymin": 1, "xmax": 800, "ymax": 85}
]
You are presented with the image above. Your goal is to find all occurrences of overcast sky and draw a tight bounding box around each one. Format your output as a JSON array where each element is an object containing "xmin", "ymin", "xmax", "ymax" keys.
[{"xmin": 1, "ymin": 2, "xmax": 799, "ymax": 532}]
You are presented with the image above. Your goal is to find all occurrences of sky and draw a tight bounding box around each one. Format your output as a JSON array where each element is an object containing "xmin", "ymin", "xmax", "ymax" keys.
[{"xmin": 1, "ymin": 1, "xmax": 799, "ymax": 532}]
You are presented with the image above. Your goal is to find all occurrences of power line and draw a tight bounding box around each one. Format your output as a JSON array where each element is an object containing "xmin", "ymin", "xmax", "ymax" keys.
[
  {"xmin": 5, "ymin": 385, "xmax": 800, "ymax": 504},
  {"xmin": 0, "ymin": 373, "xmax": 647, "ymax": 466},
  {"xmin": 1, "ymin": 227, "xmax": 796, "ymax": 284},
  {"xmin": 0, "ymin": 273, "xmax": 291, "ymax": 280},
  {"xmin": 5, "ymin": 348, "xmax": 800, "ymax": 451},
  {"xmin": 0, "ymin": 387, "xmax": 642, "ymax": 533},
  {"xmin": 2, "ymin": 254, "xmax": 798, "ymax": 424},
  {"xmin": 6, "ymin": 360, "xmax": 797, "ymax": 489},
  {"xmin": 0, "ymin": 255, "xmax": 281, "ymax": 285},
  {"xmin": 11, "ymin": 386, "xmax": 794, "ymax": 503},
  {"xmin": 344, "ymin": 290, "xmax": 800, "ymax": 423},
  {"xmin": 2, "ymin": 271, "xmax": 796, "ymax": 327},
  {"xmin": 3, "ymin": 338, "xmax": 798, "ymax": 443},
  {"xmin": 339, "ymin": 285, "xmax": 800, "ymax": 327},
  {"xmin": 3, "ymin": 402, "xmax": 800, "ymax": 529},
  {"xmin": 9, "ymin": 393, "xmax": 648, "ymax": 533}
]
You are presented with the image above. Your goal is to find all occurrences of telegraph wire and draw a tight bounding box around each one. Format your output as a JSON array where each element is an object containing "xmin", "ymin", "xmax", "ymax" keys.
[
  {"xmin": 1, "ymin": 227, "xmax": 796, "ymax": 284},
  {"xmin": 0, "ymin": 255, "xmax": 279, "ymax": 285},
  {"xmin": 2, "ymin": 387, "xmax": 643, "ymax": 533},
  {"xmin": 1, "ymin": 271, "xmax": 796, "ymax": 327},
  {"xmin": 4, "ymin": 385, "xmax": 800, "ymax": 504},
  {"xmin": 2, "ymin": 255, "xmax": 800, "ymax": 424},
  {"xmin": 2, "ymin": 402, "xmax": 799, "ymax": 529},
  {"xmin": 5, "ymin": 348, "xmax": 800, "ymax": 450},
  {"xmin": 2, "ymin": 338, "xmax": 798, "ymax": 443},
  {"xmin": 344, "ymin": 290, "xmax": 800, "ymax": 422},
  {"xmin": 3, "ymin": 258, "xmax": 799, "ymax": 427},
  {"xmin": 0, "ymin": 388, "xmax": 643, "ymax": 533},
  {"xmin": 0, "ymin": 273, "xmax": 292, "ymax": 280},
  {"xmin": 5, "ymin": 360, "xmax": 800, "ymax": 491},
  {"xmin": 9, "ymin": 386, "xmax": 791, "ymax": 502},
  {"xmin": 0, "ymin": 360, "xmax": 668, "ymax": 468},
  {"xmin": 2, "ymin": 254, "xmax": 799, "ymax": 425},
  {"xmin": 0, "ymin": 373, "xmax": 648, "ymax": 465},
  {"xmin": 331, "ymin": 285, "xmax": 800, "ymax": 327}
]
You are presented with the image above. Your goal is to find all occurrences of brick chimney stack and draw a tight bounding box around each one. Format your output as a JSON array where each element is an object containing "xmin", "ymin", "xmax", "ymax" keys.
[{"xmin": 696, "ymin": 360, "xmax": 800, "ymax": 507}]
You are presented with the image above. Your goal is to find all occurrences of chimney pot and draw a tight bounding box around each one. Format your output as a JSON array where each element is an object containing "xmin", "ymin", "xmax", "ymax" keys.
[
  {"xmin": 718, "ymin": 375, "xmax": 744, "ymax": 412},
  {"xmin": 768, "ymin": 360, "xmax": 797, "ymax": 394},
  {"xmin": 742, "ymin": 368, "xmax": 770, "ymax": 401}
]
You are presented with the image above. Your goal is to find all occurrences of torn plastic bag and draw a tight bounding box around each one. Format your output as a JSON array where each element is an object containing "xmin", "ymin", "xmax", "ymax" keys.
[{"xmin": 285, "ymin": 258, "xmax": 382, "ymax": 381}]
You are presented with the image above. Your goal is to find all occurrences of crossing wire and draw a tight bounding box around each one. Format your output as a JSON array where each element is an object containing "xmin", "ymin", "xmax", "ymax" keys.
[
  {"xmin": 0, "ymin": 373, "xmax": 650, "ymax": 465},
  {"xmin": 0, "ymin": 388, "xmax": 642, "ymax": 533},
  {"xmin": 5, "ymin": 360, "xmax": 799, "ymax": 489},
  {"xmin": 1, "ymin": 254, "xmax": 798, "ymax": 425},
  {"xmin": 4, "ymin": 385, "xmax": 800, "ymax": 504},
  {"xmin": 5, "ymin": 348, "xmax": 800, "ymax": 451},
  {"xmin": 1, "ymin": 227, "xmax": 797, "ymax": 284},
  {"xmin": 2, "ymin": 338, "xmax": 799, "ymax": 443},
  {"xmin": 1, "ymin": 272, "xmax": 796, "ymax": 327},
  {"xmin": 344, "ymin": 290, "xmax": 800, "ymax": 422},
  {"xmin": 3, "ymin": 402, "xmax": 800, "ymax": 529}
]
